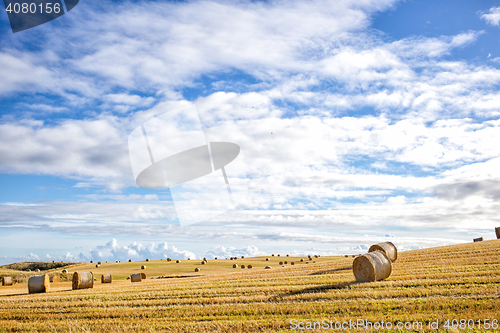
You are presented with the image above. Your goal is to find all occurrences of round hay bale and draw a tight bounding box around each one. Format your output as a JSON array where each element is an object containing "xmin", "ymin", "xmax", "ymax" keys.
[
  {"xmin": 52, "ymin": 260, "xmax": 55, "ymax": 263},
  {"xmin": 61, "ymin": 269, "xmax": 68, "ymax": 274},
  {"xmin": 473, "ymin": 237, "xmax": 484, "ymax": 242},
  {"xmin": 233, "ymin": 264, "xmax": 238, "ymax": 268},
  {"xmin": 279, "ymin": 261, "xmax": 283, "ymax": 265},
  {"xmin": 101, "ymin": 274, "xmax": 112, "ymax": 283},
  {"xmin": 300, "ymin": 259, "xmax": 304, "ymax": 262},
  {"xmin": 344, "ymin": 255, "xmax": 348, "ymax": 258},
  {"xmin": 215, "ymin": 257, "xmax": 218, "ymax": 260},
  {"xmin": 26, "ymin": 269, "xmax": 31, "ymax": 272},
  {"xmin": 176, "ymin": 260, "xmax": 181, "ymax": 263},
  {"xmin": 141, "ymin": 265, "xmax": 146, "ymax": 269},
  {"xmin": 187, "ymin": 258, "xmax": 190, "ymax": 260},
  {"xmin": 284, "ymin": 261, "xmax": 288, "ymax": 264},
  {"xmin": 34, "ymin": 269, "xmax": 40, "ymax": 272},
  {"xmin": 241, "ymin": 256, "xmax": 244, "ymax": 259},
  {"xmin": 167, "ymin": 258, "xmax": 172, "ymax": 262},
  {"xmin": 247, "ymin": 265, "xmax": 252, "ymax": 269},
  {"xmin": 146, "ymin": 259, "xmax": 150, "ymax": 262},
  {"xmin": 128, "ymin": 259, "xmax": 132, "ymax": 262},
  {"xmin": 105, "ymin": 261, "xmax": 108, "ymax": 263},
  {"xmin": 272, "ymin": 254, "xmax": 274, "ymax": 256},
  {"xmin": 72, "ymin": 271, "xmax": 94, "ymax": 290},
  {"xmin": 201, "ymin": 261, "xmax": 206, "ymax": 265},
  {"xmin": 49, "ymin": 276, "xmax": 59, "ymax": 283},
  {"xmin": 95, "ymin": 264, "xmax": 100, "ymax": 268},
  {"xmin": 97, "ymin": 261, "xmax": 101, "ymax": 265},
  {"xmin": 368, "ymin": 242, "xmax": 398, "ymax": 262},
  {"xmin": 353, "ymin": 251, "xmax": 392, "ymax": 282},
  {"xmin": 291, "ymin": 262, "xmax": 295, "ymax": 265},
  {"xmin": 314, "ymin": 255, "xmax": 318, "ymax": 258},
  {"xmin": 230, "ymin": 257, "xmax": 233, "ymax": 260},
  {"xmin": 90, "ymin": 260, "xmax": 93, "ymax": 263},
  {"xmin": 203, "ymin": 257, "xmax": 207, "ymax": 261},
  {"xmin": 277, "ymin": 254, "xmax": 280, "ymax": 257},
  {"xmin": 140, "ymin": 272, "xmax": 146, "ymax": 279},
  {"xmin": 195, "ymin": 267, "xmax": 200, "ymax": 272},
  {"xmin": 306, "ymin": 262, "xmax": 309, "ymax": 264},
  {"xmin": 130, "ymin": 273, "xmax": 142, "ymax": 282},
  {"xmin": 241, "ymin": 264, "xmax": 246, "ymax": 269},
  {"xmin": 266, "ymin": 258, "xmax": 270, "ymax": 261},
  {"xmin": 116, "ymin": 260, "xmax": 119, "ymax": 263},
  {"xmin": 2, "ymin": 276, "xmax": 13, "ymax": 286},
  {"xmin": 265, "ymin": 266, "xmax": 272, "ymax": 269},
  {"xmin": 28, "ymin": 275, "xmax": 50, "ymax": 294},
  {"xmin": 495, "ymin": 227, "xmax": 500, "ymax": 239}
]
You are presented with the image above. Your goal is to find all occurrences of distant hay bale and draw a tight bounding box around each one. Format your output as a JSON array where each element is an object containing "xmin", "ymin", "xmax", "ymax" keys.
[
  {"xmin": 187, "ymin": 258, "xmax": 190, "ymax": 260},
  {"xmin": 215, "ymin": 257, "xmax": 218, "ymax": 260},
  {"xmin": 266, "ymin": 258, "xmax": 270, "ymax": 261},
  {"xmin": 344, "ymin": 255, "xmax": 348, "ymax": 258},
  {"xmin": 95, "ymin": 264, "xmax": 100, "ymax": 268},
  {"xmin": 49, "ymin": 276, "xmax": 59, "ymax": 283},
  {"xmin": 230, "ymin": 257, "xmax": 233, "ymax": 260},
  {"xmin": 141, "ymin": 265, "xmax": 146, "ymax": 269},
  {"xmin": 2, "ymin": 276, "xmax": 13, "ymax": 286},
  {"xmin": 176, "ymin": 260, "xmax": 181, "ymax": 263},
  {"xmin": 167, "ymin": 258, "xmax": 172, "ymax": 262},
  {"xmin": 368, "ymin": 242, "xmax": 398, "ymax": 262},
  {"xmin": 116, "ymin": 260, "xmax": 119, "ymax": 263},
  {"xmin": 146, "ymin": 259, "xmax": 150, "ymax": 262},
  {"xmin": 279, "ymin": 261, "xmax": 283, "ymax": 265},
  {"xmin": 265, "ymin": 266, "xmax": 272, "ymax": 269},
  {"xmin": 34, "ymin": 269, "xmax": 40, "ymax": 272},
  {"xmin": 28, "ymin": 275, "xmax": 50, "ymax": 294},
  {"xmin": 473, "ymin": 237, "xmax": 483, "ymax": 242},
  {"xmin": 201, "ymin": 261, "xmax": 206, "ymax": 265},
  {"xmin": 241, "ymin": 264, "xmax": 246, "ymax": 269},
  {"xmin": 140, "ymin": 273, "xmax": 146, "ymax": 279},
  {"xmin": 52, "ymin": 260, "xmax": 55, "ymax": 263},
  {"xmin": 72, "ymin": 271, "xmax": 94, "ymax": 290},
  {"xmin": 203, "ymin": 257, "xmax": 207, "ymax": 261},
  {"xmin": 195, "ymin": 268, "xmax": 200, "ymax": 272},
  {"xmin": 90, "ymin": 260, "xmax": 93, "ymax": 263},
  {"xmin": 300, "ymin": 259, "xmax": 304, "ymax": 262},
  {"xmin": 101, "ymin": 274, "xmax": 112, "ymax": 283},
  {"xmin": 233, "ymin": 264, "xmax": 238, "ymax": 268},
  {"xmin": 241, "ymin": 256, "xmax": 244, "ymax": 259},
  {"xmin": 128, "ymin": 259, "xmax": 132, "ymax": 262},
  {"xmin": 61, "ymin": 269, "xmax": 68, "ymax": 274},
  {"xmin": 306, "ymin": 262, "xmax": 309, "ymax": 264},
  {"xmin": 26, "ymin": 269, "xmax": 31, "ymax": 272},
  {"xmin": 277, "ymin": 254, "xmax": 280, "ymax": 257},
  {"xmin": 353, "ymin": 251, "xmax": 392, "ymax": 282},
  {"xmin": 105, "ymin": 261, "xmax": 108, "ymax": 263},
  {"xmin": 284, "ymin": 261, "xmax": 288, "ymax": 264},
  {"xmin": 272, "ymin": 254, "xmax": 274, "ymax": 256},
  {"xmin": 314, "ymin": 255, "xmax": 318, "ymax": 258},
  {"xmin": 496, "ymin": 227, "xmax": 500, "ymax": 239},
  {"xmin": 97, "ymin": 262, "xmax": 101, "ymax": 265},
  {"xmin": 130, "ymin": 273, "xmax": 142, "ymax": 282},
  {"xmin": 291, "ymin": 262, "xmax": 295, "ymax": 265},
  {"xmin": 247, "ymin": 265, "xmax": 252, "ymax": 269}
]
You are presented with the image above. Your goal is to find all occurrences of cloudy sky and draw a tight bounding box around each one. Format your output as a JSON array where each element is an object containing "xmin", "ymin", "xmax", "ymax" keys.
[{"xmin": 1, "ymin": 0, "xmax": 500, "ymax": 265}]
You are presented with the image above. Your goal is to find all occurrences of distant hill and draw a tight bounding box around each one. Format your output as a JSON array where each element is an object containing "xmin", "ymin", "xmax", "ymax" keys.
[{"xmin": 1, "ymin": 261, "xmax": 79, "ymax": 272}]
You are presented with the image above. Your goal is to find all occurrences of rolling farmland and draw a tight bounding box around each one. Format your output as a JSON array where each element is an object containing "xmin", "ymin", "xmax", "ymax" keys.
[{"xmin": 0, "ymin": 240, "xmax": 499, "ymax": 332}]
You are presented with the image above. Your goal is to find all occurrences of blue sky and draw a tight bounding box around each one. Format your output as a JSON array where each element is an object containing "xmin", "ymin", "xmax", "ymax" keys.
[{"xmin": 1, "ymin": 0, "xmax": 500, "ymax": 265}]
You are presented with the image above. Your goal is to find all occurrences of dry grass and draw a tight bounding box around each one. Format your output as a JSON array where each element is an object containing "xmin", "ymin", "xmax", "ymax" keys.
[{"xmin": 0, "ymin": 241, "xmax": 499, "ymax": 332}]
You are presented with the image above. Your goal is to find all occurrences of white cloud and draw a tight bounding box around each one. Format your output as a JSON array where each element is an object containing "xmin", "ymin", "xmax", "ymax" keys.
[{"xmin": 480, "ymin": 7, "xmax": 500, "ymax": 26}]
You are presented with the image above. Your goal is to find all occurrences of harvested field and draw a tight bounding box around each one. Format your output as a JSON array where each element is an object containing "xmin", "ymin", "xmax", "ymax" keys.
[{"xmin": 0, "ymin": 241, "xmax": 499, "ymax": 332}]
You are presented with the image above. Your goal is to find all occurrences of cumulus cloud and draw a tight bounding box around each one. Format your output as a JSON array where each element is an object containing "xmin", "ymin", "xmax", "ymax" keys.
[
  {"xmin": 205, "ymin": 245, "xmax": 262, "ymax": 259},
  {"xmin": 480, "ymin": 7, "xmax": 500, "ymax": 26}
]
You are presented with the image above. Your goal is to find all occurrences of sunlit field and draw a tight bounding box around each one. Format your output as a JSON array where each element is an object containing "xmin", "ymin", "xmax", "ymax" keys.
[{"xmin": 1, "ymin": 240, "xmax": 499, "ymax": 332}]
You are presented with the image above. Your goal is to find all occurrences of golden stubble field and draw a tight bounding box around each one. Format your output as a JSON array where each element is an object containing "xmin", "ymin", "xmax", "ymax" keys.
[{"xmin": 0, "ymin": 240, "xmax": 499, "ymax": 332}]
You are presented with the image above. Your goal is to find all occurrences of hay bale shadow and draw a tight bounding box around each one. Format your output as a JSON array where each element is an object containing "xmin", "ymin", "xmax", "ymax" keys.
[
  {"xmin": 309, "ymin": 266, "xmax": 351, "ymax": 275},
  {"xmin": 270, "ymin": 281, "xmax": 358, "ymax": 301}
]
